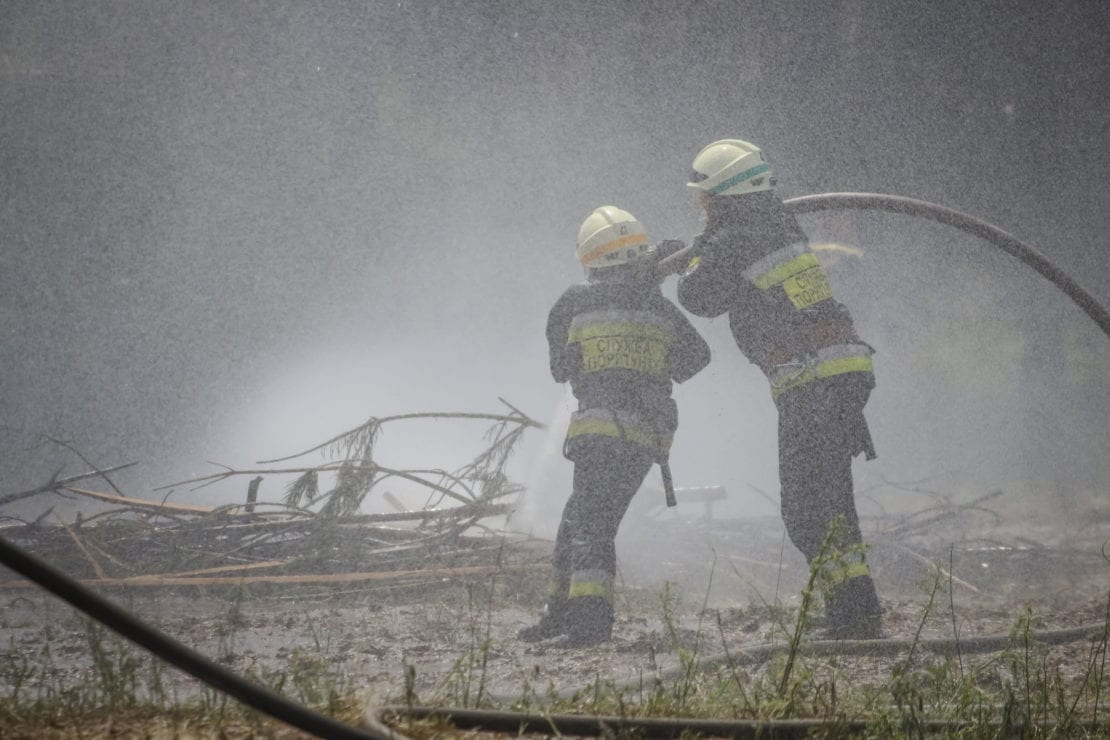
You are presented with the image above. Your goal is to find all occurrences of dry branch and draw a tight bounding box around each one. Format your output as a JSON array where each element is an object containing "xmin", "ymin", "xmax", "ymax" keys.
[
  {"xmin": 146, "ymin": 559, "xmax": 288, "ymax": 578},
  {"xmin": 259, "ymin": 408, "xmax": 545, "ymax": 465},
  {"xmin": 875, "ymin": 540, "xmax": 982, "ymax": 594},
  {"xmin": 64, "ymin": 486, "xmax": 222, "ymax": 514},
  {"xmin": 1, "ymin": 405, "xmax": 544, "ymax": 597},
  {"xmin": 0, "ymin": 462, "xmax": 138, "ymax": 507},
  {"xmin": 54, "ymin": 511, "xmax": 106, "ymax": 580}
]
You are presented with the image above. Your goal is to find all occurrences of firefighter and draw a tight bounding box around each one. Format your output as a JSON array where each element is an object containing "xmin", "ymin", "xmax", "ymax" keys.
[
  {"xmin": 677, "ymin": 139, "xmax": 883, "ymax": 639},
  {"xmin": 519, "ymin": 206, "xmax": 711, "ymax": 647}
]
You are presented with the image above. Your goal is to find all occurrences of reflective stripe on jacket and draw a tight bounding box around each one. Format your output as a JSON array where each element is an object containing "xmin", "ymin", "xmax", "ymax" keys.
[
  {"xmin": 768, "ymin": 343, "xmax": 875, "ymax": 401},
  {"xmin": 567, "ymin": 309, "xmax": 674, "ymax": 378},
  {"xmin": 743, "ymin": 241, "xmax": 833, "ymax": 310},
  {"xmin": 676, "ymin": 193, "xmax": 875, "ymax": 400},
  {"xmin": 565, "ymin": 406, "xmax": 674, "ymax": 459},
  {"xmin": 546, "ymin": 275, "xmax": 710, "ymax": 460}
]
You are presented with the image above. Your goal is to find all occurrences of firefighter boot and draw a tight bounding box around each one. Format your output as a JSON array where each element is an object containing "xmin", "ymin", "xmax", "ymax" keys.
[
  {"xmin": 822, "ymin": 574, "xmax": 883, "ymax": 640},
  {"xmin": 518, "ymin": 596, "xmax": 569, "ymax": 642},
  {"xmin": 545, "ymin": 596, "xmax": 614, "ymax": 648}
]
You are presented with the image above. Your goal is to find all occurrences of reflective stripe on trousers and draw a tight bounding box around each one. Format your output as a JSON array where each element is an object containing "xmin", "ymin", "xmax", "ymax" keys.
[
  {"xmin": 822, "ymin": 559, "xmax": 871, "ymax": 587},
  {"xmin": 569, "ymin": 569, "xmax": 614, "ymax": 602}
]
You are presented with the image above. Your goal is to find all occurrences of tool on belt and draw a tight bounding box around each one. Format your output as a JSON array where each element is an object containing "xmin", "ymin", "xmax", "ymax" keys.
[{"xmin": 660, "ymin": 459, "xmax": 677, "ymax": 507}]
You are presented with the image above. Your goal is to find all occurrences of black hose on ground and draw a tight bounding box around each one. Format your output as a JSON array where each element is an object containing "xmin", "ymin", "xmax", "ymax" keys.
[
  {"xmin": 645, "ymin": 621, "xmax": 1108, "ymax": 687},
  {"xmin": 0, "ymin": 536, "xmax": 395, "ymax": 740},
  {"xmin": 471, "ymin": 621, "xmax": 1107, "ymax": 708},
  {"xmin": 372, "ymin": 704, "xmax": 1110, "ymax": 739},
  {"xmin": 0, "ymin": 192, "xmax": 1106, "ymax": 738},
  {"xmin": 383, "ymin": 622, "xmax": 1109, "ymax": 737}
]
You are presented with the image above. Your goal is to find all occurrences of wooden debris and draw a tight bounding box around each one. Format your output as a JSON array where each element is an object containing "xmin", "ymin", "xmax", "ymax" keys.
[
  {"xmin": 0, "ymin": 406, "xmax": 547, "ymax": 596},
  {"xmin": 54, "ymin": 511, "xmax": 106, "ymax": 580},
  {"xmin": 64, "ymin": 487, "xmax": 223, "ymax": 514},
  {"xmin": 0, "ymin": 562, "xmax": 540, "ymax": 589},
  {"xmin": 0, "ymin": 462, "xmax": 138, "ymax": 507}
]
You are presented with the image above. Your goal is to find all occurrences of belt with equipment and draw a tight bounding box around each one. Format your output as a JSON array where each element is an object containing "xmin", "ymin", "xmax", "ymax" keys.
[{"xmin": 767, "ymin": 343, "xmax": 874, "ymax": 401}]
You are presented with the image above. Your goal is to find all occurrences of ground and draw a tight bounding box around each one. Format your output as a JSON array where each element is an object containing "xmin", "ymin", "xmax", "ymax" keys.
[{"xmin": 1, "ymin": 494, "xmax": 1108, "ymax": 740}]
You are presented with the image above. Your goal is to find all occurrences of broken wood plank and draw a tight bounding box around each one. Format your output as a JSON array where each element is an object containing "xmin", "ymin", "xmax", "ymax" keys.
[
  {"xmin": 149, "ymin": 559, "xmax": 288, "ymax": 579},
  {"xmin": 0, "ymin": 562, "xmax": 542, "ymax": 589},
  {"xmin": 63, "ymin": 487, "xmax": 222, "ymax": 514}
]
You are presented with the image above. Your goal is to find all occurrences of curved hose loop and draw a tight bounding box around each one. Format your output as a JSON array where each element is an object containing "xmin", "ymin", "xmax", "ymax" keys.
[{"xmin": 784, "ymin": 192, "xmax": 1110, "ymax": 341}]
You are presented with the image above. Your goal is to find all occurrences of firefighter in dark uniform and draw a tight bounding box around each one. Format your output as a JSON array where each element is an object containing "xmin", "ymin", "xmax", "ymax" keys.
[
  {"xmin": 519, "ymin": 205, "xmax": 711, "ymax": 647},
  {"xmin": 677, "ymin": 139, "xmax": 883, "ymax": 639}
]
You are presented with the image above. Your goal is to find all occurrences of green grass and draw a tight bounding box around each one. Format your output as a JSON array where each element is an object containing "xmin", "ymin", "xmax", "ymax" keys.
[
  {"xmin": 394, "ymin": 529, "xmax": 1110, "ymax": 739},
  {"xmin": 0, "ymin": 610, "xmax": 363, "ymax": 738},
  {"xmin": 3, "ymin": 551, "xmax": 1109, "ymax": 739}
]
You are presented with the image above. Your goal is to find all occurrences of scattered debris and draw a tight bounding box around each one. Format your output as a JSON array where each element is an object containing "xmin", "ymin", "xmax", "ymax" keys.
[{"xmin": 0, "ymin": 403, "xmax": 548, "ymax": 591}]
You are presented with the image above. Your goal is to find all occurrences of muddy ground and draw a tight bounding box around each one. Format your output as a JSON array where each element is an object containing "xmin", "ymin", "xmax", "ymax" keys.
[{"xmin": 2, "ymin": 496, "xmax": 1108, "ymax": 722}]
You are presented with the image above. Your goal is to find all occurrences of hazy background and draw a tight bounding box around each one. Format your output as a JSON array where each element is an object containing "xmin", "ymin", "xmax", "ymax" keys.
[{"xmin": 2, "ymin": 2, "xmax": 1108, "ymax": 547}]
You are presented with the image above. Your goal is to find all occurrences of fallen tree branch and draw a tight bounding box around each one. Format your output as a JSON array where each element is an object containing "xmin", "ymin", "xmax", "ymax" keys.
[
  {"xmin": 260, "ymin": 410, "xmax": 545, "ymax": 465},
  {"xmin": 41, "ymin": 436, "xmax": 128, "ymax": 498},
  {"xmin": 0, "ymin": 462, "xmax": 138, "ymax": 507},
  {"xmin": 879, "ymin": 489, "xmax": 1004, "ymax": 539},
  {"xmin": 5, "ymin": 406, "xmax": 539, "ymax": 587},
  {"xmin": 154, "ymin": 463, "xmax": 478, "ymax": 506}
]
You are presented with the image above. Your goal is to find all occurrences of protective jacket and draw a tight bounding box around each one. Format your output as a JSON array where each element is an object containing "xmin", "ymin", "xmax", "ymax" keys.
[
  {"xmin": 676, "ymin": 192, "xmax": 876, "ymax": 457},
  {"xmin": 676, "ymin": 191, "xmax": 882, "ymax": 637},
  {"xmin": 547, "ymin": 270, "xmax": 711, "ymax": 461},
  {"xmin": 531, "ymin": 268, "xmax": 710, "ymax": 644}
]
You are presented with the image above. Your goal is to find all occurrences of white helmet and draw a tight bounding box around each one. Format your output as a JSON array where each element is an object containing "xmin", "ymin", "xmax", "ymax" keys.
[
  {"xmin": 575, "ymin": 205, "xmax": 650, "ymax": 271},
  {"xmin": 687, "ymin": 139, "xmax": 776, "ymax": 196}
]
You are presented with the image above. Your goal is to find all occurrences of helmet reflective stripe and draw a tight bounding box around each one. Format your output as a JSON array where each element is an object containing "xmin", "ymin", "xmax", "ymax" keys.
[
  {"xmin": 578, "ymin": 232, "xmax": 649, "ymax": 267},
  {"xmin": 707, "ymin": 161, "xmax": 772, "ymax": 196},
  {"xmin": 687, "ymin": 138, "xmax": 776, "ymax": 196},
  {"xmin": 576, "ymin": 205, "xmax": 650, "ymax": 271},
  {"xmin": 767, "ymin": 343, "xmax": 874, "ymax": 400}
]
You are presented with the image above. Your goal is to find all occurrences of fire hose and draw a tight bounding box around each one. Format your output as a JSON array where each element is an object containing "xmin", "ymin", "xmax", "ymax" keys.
[
  {"xmin": 784, "ymin": 192, "xmax": 1110, "ymax": 338},
  {"xmin": 0, "ymin": 192, "xmax": 1107, "ymax": 738}
]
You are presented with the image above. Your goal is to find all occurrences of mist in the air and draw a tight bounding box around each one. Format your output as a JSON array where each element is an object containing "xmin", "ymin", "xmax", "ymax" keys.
[{"xmin": 2, "ymin": 2, "xmax": 1108, "ymax": 592}]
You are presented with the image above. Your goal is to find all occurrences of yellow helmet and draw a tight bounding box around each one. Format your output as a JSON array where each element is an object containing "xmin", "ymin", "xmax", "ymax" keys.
[
  {"xmin": 687, "ymin": 139, "xmax": 776, "ymax": 196},
  {"xmin": 575, "ymin": 205, "xmax": 650, "ymax": 271}
]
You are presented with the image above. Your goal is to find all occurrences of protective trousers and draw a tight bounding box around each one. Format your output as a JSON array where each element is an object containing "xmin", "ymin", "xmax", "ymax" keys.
[
  {"xmin": 547, "ymin": 438, "xmax": 654, "ymax": 640},
  {"xmin": 777, "ymin": 378, "xmax": 882, "ymax": 637},
  {"xmin": 555, "ymin": 438, "xmax": 654, "ymax": 597}
]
